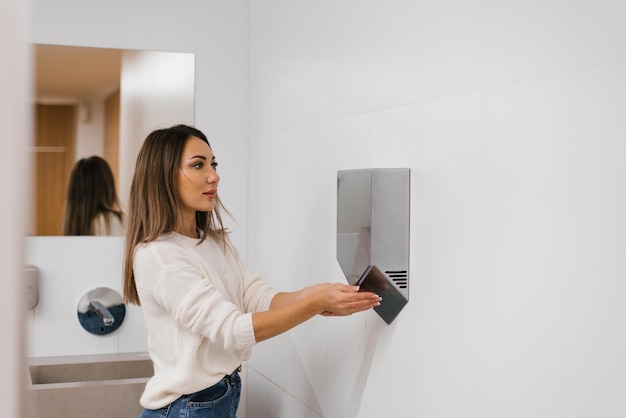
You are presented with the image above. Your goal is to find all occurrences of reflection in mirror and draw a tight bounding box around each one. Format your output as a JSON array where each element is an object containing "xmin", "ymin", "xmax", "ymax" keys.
[
  {"xmin": 31, "ymin": 44, "xmax": 195, "ymax": 235},
  {"xmin": 64, "ymin": 156, "xmax": 124, "ymax": 236},
  {"xmin": 32, "ymin": 45, "xmax": 121, "ymax": 236}
]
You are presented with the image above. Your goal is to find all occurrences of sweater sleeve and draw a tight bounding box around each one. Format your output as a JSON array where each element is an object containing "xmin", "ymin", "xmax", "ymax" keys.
[
  {"xmin": 229, "ymin": 245, "xmax": 278, "ymax": 313},
  {"xmin": 137, "ymin": 246, "xmax": 257, "ymax": 351}
]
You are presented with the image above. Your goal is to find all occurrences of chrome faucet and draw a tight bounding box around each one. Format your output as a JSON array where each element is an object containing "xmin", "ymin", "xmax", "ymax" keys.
[
  {"xmin": 78, "ymin": 287, "xmax": 126, "ymax": 335},
  {"xmin": 89, "ymin": 300, "xmax": 115, "ymax": 326}
]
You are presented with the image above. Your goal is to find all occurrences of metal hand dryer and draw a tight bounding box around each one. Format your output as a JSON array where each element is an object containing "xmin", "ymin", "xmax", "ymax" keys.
[{"xmin": 336, "ymin": 168, "xmax": 410, "ymax": 324}]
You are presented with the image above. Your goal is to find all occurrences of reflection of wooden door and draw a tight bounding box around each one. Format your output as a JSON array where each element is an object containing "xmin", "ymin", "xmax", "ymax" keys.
[{"xmin": 32, "ymin": 104, "xmax": 76, "ymax": 235}]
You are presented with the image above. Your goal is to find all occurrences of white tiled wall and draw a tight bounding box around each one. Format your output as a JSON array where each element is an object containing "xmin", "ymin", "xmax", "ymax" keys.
[
  {"xmin": 23, "ymin": 0, "xmax": 626, "ymax": 417},
  {"xmin": 246, "ymin": 1, "xmax": 626, "ymax": 417}
]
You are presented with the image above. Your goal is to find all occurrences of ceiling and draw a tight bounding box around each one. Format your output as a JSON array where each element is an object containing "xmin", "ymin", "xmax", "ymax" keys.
[{"xmin": 34, "ymin": 44, "xmax": 122, "ymax": 100}]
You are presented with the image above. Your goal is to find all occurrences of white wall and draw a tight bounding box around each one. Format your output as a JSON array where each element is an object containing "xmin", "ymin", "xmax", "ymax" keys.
[
  {"xmin": 24, "ymin": 1, "xmax": 626, "ymax": 417},
  {"xmin": 246, "ymin": 1, "xmax": 626, "ymax": 417}
]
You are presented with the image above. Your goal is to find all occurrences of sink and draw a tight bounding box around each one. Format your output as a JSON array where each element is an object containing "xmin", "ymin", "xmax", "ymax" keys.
[
  {"xmin": 29, "ymin": 358, "xmax": 153, "ymax": 384},
  {"xmin": 27, "ymin": 353, "xmax": 153, "ymax": 418}
]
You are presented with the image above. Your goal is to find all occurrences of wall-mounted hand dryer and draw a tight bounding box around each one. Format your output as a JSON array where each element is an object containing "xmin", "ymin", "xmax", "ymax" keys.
[{"xmin": 336, "ymin": 168, "xmax": 410, "ymax": 324}]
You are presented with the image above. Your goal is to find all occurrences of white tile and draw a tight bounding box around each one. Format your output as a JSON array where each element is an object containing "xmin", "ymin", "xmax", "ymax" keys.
[
  {"xmin": 562, "ymin": 62, "xmax": 626, "ymax": 418},
  {"xmin": 478, "ymin": 78, "xmax": 569, "ymax": 418},
  {"xmin": 368, "ymin": 0, "xmax": 421, "ymax": 111},
  {"xmin": 249, "ymin": 0, "xmax": 333, "ymax": 132},
  {"xmin": 325, "ymin": 314, "xmax": 368, "ymax": 418},
  {"xmin": 248, "ymin": 124, "xmax": 331, "ymax": 288},
  {"xmin": 247, "ymin": 367, "xmax": 323, "ymax": 418},
  {"xmin": 411, "ymin": 92, "xmax": 481, "ymax": 416},
  {"xmin": 292, "ymin": 317, "xmax": 328, "ymax": 415},
  {"xmin": 328, "ymin": 0, "xmax": 370, "ymax": 118},
  {"xmin": 414, "ymin": 92, "xmax": 481, "ymax": 171},
  {"xmin": 281, "ymin": 123, "xmax": 333, "ymax": 288},
  {"xmin": 249, "ymin": 0, "xmax": 300, "ymax": 135},
  {"xmin": 564, "ymin": 259, "xmax": 626, "ymax": 418},
  {"xmin": 567, "ymin": 0, "xmax": 626, "ymax": 70},
  {"xmin": 414, "ymin": 0, "xmax": 482, "ymax": 100},
  {"xmin": 369, "ymin": 104, "xmax": 418, "ymax": 169},
  {"xmin": 248, "ymin": 129, "xmax": 297, "ymax": 279},
  {"xmin": 193, "ymin": 2, "xmax": 248, "ymax": 138},
  {"xmin": 266, "ymin": 333, "xmax": 299, "ymax": 398},
  {"xmin": 478, "ymin": 0, "xmax": 570, "ymax": 87},
  {"xmin": 329, "ymin": 114, "xmax": 370, "ymax": 172},
  {"xmin": 248, "ymin": 52, "xmax": 299, "ymax": 136},
  {"xmin": 268, "ymin": 384, "xmax": 323, "ymax": 418},
  {"xmin": 246, "ymin": 369, "xmax": 272, "ymax": 418},
  {"xmin": 296, "ymin": 0, "xmax": 332, "ymax": 126},
  {"xmin": 363, "ymin": 302, "xmax": 416, "ymax": 417}
]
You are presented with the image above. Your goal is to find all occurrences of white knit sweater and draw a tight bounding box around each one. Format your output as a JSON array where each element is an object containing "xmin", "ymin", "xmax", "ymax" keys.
[{"xmin": 133, "ymin": 232, "xmax": 277, "ymax": 409}]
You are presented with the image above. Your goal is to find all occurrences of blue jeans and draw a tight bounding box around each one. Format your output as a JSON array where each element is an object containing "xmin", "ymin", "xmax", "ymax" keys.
[{"xmin": 140, "ymin": 371, "xmax": 241, "ymax": 418}]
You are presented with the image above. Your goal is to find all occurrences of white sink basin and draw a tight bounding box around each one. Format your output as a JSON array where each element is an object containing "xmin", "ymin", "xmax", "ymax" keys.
[{"xmin": 27, "ymin": 353, "xmax": 153, "ymax": 418}]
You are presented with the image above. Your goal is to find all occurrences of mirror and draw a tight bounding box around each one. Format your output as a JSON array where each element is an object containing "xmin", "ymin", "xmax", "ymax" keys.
[{"xmin": 31, "ymin": 44, "xmax": 195, "ymax": 235}]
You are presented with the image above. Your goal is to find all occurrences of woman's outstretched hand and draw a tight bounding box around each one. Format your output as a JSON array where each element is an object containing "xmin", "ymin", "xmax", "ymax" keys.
[
  {"xmin": 301, "ymin": 282, "xmax": 381, "ymax": 317},
  {"xmin": 255, "ymin": 282, "xmax": 381, "ymax": 342}
]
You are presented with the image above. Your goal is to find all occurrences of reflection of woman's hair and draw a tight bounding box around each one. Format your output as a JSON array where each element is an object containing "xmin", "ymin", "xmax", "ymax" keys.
[
  {"xmin": 123, "ymin": 124, "xmax": 230, "ymax": 305},
  {"xmin": 63, "ymin": 156, "xmax": 124, "ymax": 236}
]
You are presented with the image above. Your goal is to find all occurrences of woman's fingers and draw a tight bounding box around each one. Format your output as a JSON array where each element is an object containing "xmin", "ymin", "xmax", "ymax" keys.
[
  {"xmin": 307, "ymin": 282, "xmax": 381, "ymax": 316},
  {"xmin": 325, "ymin": 287, "xmax": 381, "ymax": 316}
]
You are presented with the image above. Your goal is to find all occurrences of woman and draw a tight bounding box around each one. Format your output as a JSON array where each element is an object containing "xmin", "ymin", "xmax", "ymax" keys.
[
  {"xmin": 123, "ymin": 124, "xmax": 380, "ymax": 418},
  {"xmin": 63, "ymin": 155, "xmax": 124, "ymax": 236}
]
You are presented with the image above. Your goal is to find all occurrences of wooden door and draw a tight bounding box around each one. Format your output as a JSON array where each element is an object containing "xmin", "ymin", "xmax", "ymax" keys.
[{"xmin": 32, "ymin": 104, "xmax": 76, "ymax": 235}]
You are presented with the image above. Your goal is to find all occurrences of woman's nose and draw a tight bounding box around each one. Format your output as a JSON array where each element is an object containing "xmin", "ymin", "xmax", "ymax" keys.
[{"xmin": 207, "ymin": 168, "xmax": 219, "ymax": 183}]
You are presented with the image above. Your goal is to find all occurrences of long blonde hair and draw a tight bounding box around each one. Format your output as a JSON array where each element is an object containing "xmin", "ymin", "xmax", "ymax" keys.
[{"xmin": 123, "ymin": 125, "xmax": 229, "ymax": 305}]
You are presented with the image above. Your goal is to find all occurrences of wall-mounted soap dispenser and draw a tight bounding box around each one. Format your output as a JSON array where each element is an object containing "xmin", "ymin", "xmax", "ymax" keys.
[
  {"xmin": 25, "ymin": 265, "xmax": 39, "ymax": 310},
  {"xmin": 337, "ymin": 168, "xmax": 410, "ymax": 324}
]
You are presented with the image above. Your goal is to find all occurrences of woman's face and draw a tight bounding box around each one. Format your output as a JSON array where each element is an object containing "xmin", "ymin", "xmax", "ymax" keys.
[{"xmin": 176, "ymin": 136, "xmax": 220, "ymax": 224}]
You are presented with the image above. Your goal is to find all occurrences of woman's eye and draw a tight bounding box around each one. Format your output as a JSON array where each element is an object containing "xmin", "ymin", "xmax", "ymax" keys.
[
  {"xmin": 211, "ymin": 162, "xmax": 219, "ymax": 169},
  {"xmin": 192, "ymin": 162, "xmax": 203, "ymax": 169}
]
